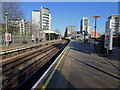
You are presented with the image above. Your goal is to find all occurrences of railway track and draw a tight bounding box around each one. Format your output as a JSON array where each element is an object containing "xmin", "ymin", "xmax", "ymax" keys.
[
  {"xmin": 0, "ymin": 40, "xmax": 60, "ymax": 60},
  {"xmin": 1, "ymin": 39, "xmax": 69, "ymax": 89}
]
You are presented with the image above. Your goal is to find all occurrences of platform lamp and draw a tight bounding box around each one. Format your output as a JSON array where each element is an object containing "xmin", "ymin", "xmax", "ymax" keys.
[
  {"xmin": 5, "ymin": 13, "xmax": 8, "ymax": 33},
  {"xmin": 5, "ymin": 13, "xmax": 9, "ymax": 46},
  {"xmin": 92, "ymin": 16, "xmax": 100, "ymax": 39}
]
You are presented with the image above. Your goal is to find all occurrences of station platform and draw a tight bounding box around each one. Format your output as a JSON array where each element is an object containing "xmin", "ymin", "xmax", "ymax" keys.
[{"xmin": 37, "ymin": 40, "xmax": 119, "ymax": 88}]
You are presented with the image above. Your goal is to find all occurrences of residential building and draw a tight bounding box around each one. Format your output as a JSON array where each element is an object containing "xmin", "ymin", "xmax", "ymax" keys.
[
  {"xmin": 105, "ymin": 15, "xmax": 120, "ymax": 35},
  {"xmin": 32, "ymin": 6, "xmax": 60, "ymax": 42},
  {"xmin": 40, "ymin": 6, "xmax": 52, "ymax": 30},
  {"xmin": 64, "ymin": 25, "xmax": 77, "ymax": 39},
  {"xmin": 80, "ymin": 17, "xmax": 91, "ymax": 35},
  {"xmin": 49, "ymin": 13, "xmax": 52, "ymax": 30},
  {"xmin": 32, "ymin": 10, "xmax": 40, "ymax": 25},
  {"xmin": 27, "ymin": 23, "xmax": 32, "ymax": 35},
  {"xmin": 80, "ymin": 17, "xmax": 91, "ymax": 40},
  {"xmin": 9, "ymin": 19, "xmax": 30, "ymax": 35},
  {"xmin": 32, "ymin": 7, "xmax": 52, "ymax": 39},
  {"xmin": 32, "ymin": 10, "xmax": 40, "ymax": 35}
]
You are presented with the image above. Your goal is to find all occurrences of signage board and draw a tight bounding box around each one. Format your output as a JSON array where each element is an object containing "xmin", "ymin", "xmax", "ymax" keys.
[
  {"xmin": 104, "ymin": 29, "xmax": 113, "ymax": 50},
  {"xmin": 5, "ymin": 33, "xmax": 11, "ymax": 41}
]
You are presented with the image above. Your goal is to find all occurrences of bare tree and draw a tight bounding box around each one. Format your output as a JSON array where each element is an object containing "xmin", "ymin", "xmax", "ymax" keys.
[
  {"xmin": 54, "ymin": 29, "xmax": 62, "ymax": 35},
  {"xmin": 2, "ymin": 1, "xmax": 25, "ymax": 22},
  {"xmin": 1, "ymin": 1, "xmax": 25, "ymax": 34},
  {"xmin": 0, "ymin": 1, "xmax": 2, "ymax": 24},
  {"xmin": 0, "ymin": 1, "xmax": 2, "ymax": 25}
]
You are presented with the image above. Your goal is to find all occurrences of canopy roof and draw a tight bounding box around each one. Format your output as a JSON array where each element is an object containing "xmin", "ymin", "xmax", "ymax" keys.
[{"xmin": 43, "ymin": 30, "xmax": 60, "ymax": 35}]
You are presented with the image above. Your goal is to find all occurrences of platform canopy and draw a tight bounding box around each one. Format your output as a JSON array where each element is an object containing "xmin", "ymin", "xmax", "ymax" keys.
[{"xmin": 43, "ymin": 30, "xmax": 60, "ymax": 35}]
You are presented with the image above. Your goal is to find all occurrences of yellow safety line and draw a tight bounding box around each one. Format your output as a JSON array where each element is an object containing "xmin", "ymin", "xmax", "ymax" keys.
[{"xmin": 41, "ymin": 46, "xmax": 69, "ymax": 90}]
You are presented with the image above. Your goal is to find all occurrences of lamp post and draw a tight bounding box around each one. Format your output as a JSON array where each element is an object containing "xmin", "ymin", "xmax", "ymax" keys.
[
  {"xmin": 92, "ymin": 16, "xmax": 100, "ymax": 49},
  {"xmin": 92, "ymin": 16, "xmax": 100, "ymax": 39},
  {"xmin": 5, "ymin": 13, "xmax": 8, "ymax": 33},
  {"xmin": 83, "ymin": 30, "xmax": 85, "ymax": 43},
  {"xmin": 5, "ymin": 13, "xmax": 9, "ymax": 46}
]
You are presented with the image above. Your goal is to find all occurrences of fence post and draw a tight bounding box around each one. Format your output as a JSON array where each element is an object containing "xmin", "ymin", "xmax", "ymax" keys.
[{"xmin": 13, "ymin": 34, "xmax": 14, "ymax": 44}]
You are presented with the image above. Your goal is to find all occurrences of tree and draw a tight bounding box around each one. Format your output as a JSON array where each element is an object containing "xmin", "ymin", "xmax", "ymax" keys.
[
  {"xmin": 1, "ymin": 1, "xmax": 25, "ymax": 34},
  {"xmin": 0, "ymin": 1, "xmax": 2, "ymax": 33},
  {"xmin": 54, "ymin": 29, "xmax": 62, "ymax": 35},
  {"xmin": 2, "ymin": 2, "xmax": 25, "ymax": 22}
]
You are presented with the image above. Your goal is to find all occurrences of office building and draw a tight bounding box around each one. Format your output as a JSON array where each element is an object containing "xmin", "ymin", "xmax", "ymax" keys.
[{"xmin": 105, "ymin": 15, "xmax": 120, "ymax": 35}]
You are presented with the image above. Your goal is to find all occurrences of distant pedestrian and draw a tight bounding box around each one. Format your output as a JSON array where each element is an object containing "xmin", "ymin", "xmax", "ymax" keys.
[
  {"xmin": 36, "ymin": 38, "xmax": 38, "ymax": 43},
  {"xmin": 31, "ymin": 35, "xmax": 35, "ymax": 43}
]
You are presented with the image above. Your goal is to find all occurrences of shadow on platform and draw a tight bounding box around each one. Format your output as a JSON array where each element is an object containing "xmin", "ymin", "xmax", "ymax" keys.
[
  {"xmin": 70, "ymin": 41, "xmax": 94, "ymax": 55},
  {"xmin": 66, "ymin": 55, "xmax": 120, "ymax": 80},
  {"xmin": 70, "ymin": 41, "xmax": 119, "ymax": 61},
  {"xmin": 47, "ymin": 70, "xmax": 75, "ymax": 89}
]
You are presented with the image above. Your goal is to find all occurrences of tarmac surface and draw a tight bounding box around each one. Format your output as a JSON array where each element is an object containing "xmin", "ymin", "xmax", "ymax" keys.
[{"xmin": 45, "ymin": 40, "xmax": 119, "ymax": 88}]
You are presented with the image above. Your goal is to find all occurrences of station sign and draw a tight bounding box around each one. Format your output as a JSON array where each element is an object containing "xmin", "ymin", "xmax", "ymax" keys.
[
  {"xmin": 104, "ymin": 29, "xmax": 113, "ymax": 50},
  {"xmin": 5, "ymin": 33, "xmax": 11, "ymax": 41}
]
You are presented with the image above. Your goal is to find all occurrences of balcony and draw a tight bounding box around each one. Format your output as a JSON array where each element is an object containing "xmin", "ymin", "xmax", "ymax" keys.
[
  {"xmin": 42, "ymin": 13, "xmax": 49, "ymax": 16},
  {"xmin": 42, "ymin": 17, "xmax": 49, "ymax": 19}
]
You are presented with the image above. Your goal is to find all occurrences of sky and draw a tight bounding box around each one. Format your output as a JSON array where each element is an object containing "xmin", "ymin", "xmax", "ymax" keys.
[
  {"xmin": 20, "ymin": 2, "xmax": 118, "ymax": 35},
  {"xmin": 3, "ymin": 0, "xmax": 120, "ymax": 2}
]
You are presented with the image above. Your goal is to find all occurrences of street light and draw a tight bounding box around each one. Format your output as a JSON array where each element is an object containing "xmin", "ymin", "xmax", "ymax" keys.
[
  {"xmin": 5, "ymin": 13, "xmax": 9, "ymax": 46},
  {"xmin": 92, "ymin": 16, "xmax": 100, "ymax": 38},
  {"xmin": 5, "ymin": 13, "xmax": 8, "ymax": 33}
]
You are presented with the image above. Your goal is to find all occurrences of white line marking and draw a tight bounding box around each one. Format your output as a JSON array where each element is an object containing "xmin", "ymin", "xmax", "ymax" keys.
[{"xmin": 31, "ymin": 41, "xmax": 71, "ymax": 89}]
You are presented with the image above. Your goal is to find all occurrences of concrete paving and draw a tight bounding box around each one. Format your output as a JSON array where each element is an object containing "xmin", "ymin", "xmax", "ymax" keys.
[{"xmin": 47, "ymin": 40, "xmax": 119, "ymax": 88}]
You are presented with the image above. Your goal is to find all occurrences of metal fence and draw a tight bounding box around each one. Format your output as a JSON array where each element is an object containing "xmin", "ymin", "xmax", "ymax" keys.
[{"xmin": 0, "ymin": 33, "xmax": 32, "ymax": 45}]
